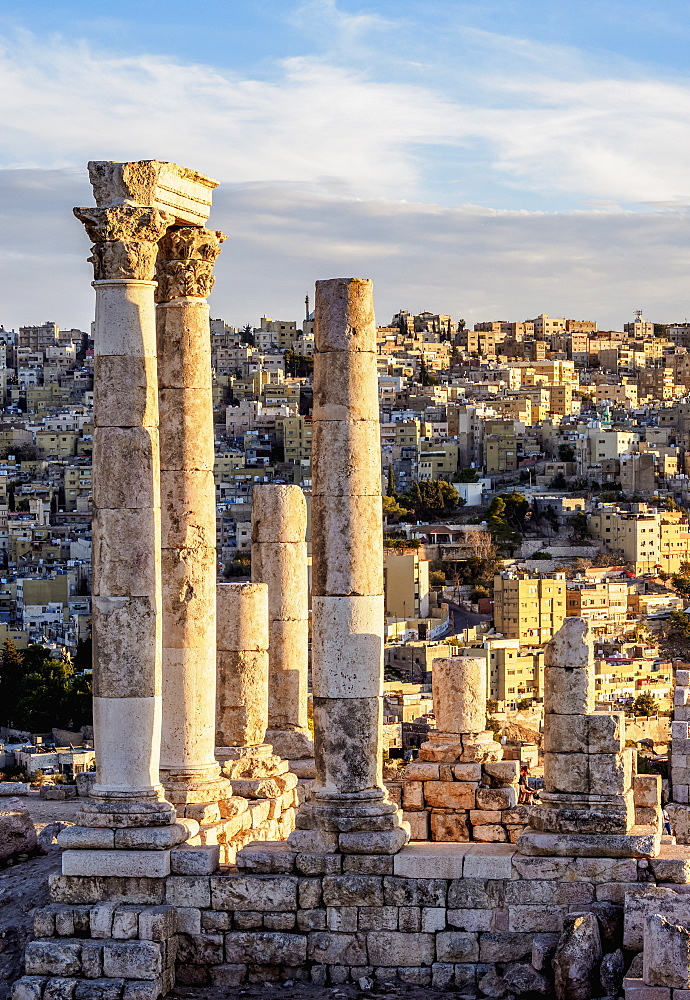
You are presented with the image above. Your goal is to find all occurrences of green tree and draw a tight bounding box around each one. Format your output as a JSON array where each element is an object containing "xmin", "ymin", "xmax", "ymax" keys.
[
  {"xmin": 382, "ymin": 494, "xmax": 406, "ymax": 519},
  {"xmin": 418, "ymin": 358, "xmax": 438, "ymax": 387},
  {"xmin": 631, "ymin": 691, "xmax": 659, "ymax": 718},
  {"xmin": 487, "ymin": 497, "xmax": 518, "ymax": 547},
  {"xmin": 454, "ymin": 468, "xmax": 479, "ymax": 483},
  {"xmin": 549, "ymin": 472, "xmax": 568, "ymax": 489},
  {"xmin": 399, "ymin": 480, "xmax": 461, "ymax": 521},
  {"xmin": 569, "ymin": 511, "xmax": 590, "ymax": 542},
  {"xmin": 558, "ymin": 444, "xmax": 576, "ymax": 463},
  {"xmin": 386, "ymin": 465, "xmax": 397, "ymax": 497},
  {"xmin": 13, "ymin": 646, "xmax": 76, "ymax": 731},
  {"xmin": 240, "ymin": 323, "xmax": 254, "ymax": 346},
  {"xmin": 660, "ymin": 610, "xmax": 690, "ymax": 661},
  {"xmin": 0, "ymin": 639, "xmax": 24, "ymax": 727}
]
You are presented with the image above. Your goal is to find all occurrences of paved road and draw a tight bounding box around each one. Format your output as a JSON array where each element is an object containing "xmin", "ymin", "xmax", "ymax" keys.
[{"xmin": 438, "ymin": 600, "xmax": 492, "ymax": 638}]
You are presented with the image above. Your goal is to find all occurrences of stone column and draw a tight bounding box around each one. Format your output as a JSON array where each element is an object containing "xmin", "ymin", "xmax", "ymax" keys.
[
  {"xmin": 216, "ymin": 582, "xmax": 293, "ymax": 785},
  {"xmin": 67, "ymin": 202, "xmax": 186, "ymax": 871},
  {"xmin": 251, "ymin": 484, "xmax": 313, "ymax": 766},
  {"xmin": 287, "ymin": 277, "xmax": 409, "ymax": 855},
  {"xmin": 155, "ymin": 225, "xmax": 232, "ymax": 816}
]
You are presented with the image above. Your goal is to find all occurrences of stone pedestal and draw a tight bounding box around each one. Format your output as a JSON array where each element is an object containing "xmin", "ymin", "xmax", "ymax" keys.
[
  {"xmin": 156, "ymin": 224, "xmax": 233, "ymax": 815},
  {"xmin": 518, "ymin": 617, "xmax": 661, "ymax": 859},
  {"xmin": 287, "ymin": 278, "xmax": 408, "ymax": 856},
  {"xmin": 251, "ymin": 484, "xmax": 314, "ymax": 773}
]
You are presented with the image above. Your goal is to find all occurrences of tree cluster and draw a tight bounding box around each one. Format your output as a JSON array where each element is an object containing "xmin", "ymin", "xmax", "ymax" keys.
[
  {"xmin": 0, "ymin": 640, "xmax": 92, "ymax": 732},
  {"xmin": 390, "ymin": 479, "xmax": 462, "ymax": 522}
]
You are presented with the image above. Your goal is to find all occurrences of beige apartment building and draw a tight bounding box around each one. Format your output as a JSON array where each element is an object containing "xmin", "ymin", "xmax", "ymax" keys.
[
  {"xmin": 383, "ymin": 549, "xmax": 430, "ymax": 621},
  {"xmin": 588, "ymin": 503, "xmax": 690, "ymax": 575},
  {"xmin": 493, "ymin": 571, "xmax": 566, "ymax": 644}
]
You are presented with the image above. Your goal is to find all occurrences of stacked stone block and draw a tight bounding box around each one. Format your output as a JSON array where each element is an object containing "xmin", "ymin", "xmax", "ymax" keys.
[
  {"xmin": 402, "ymin": 759, "xmax": 528, "ymax": 843},
  {"xmin": 212, "ymin": 582, "xmax": 297, "ymax": 862},
  {"xmin": 401, "ymin": 656, "xmax": 528, "ymax": 843},
  {"xmin": 519, "ymin": 617, "xmax": 661, "ymax": 859}
]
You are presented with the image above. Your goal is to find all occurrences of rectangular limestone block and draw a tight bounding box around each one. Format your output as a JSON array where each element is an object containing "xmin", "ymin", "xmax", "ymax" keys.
[
  {"xmin": 544, "ymin": 665, "xmax": 594, "ymax": 716},
  {"xmin": 588, "ymin": 712, "xmax": 625, "ymax": 753},
  {"xmin": 674, "ymin": 722, "xmax": 690, "ymax": 740},
  {"xmin": 643, "ymin": 913, "xmax": 690, "ymax": 989},
  {"xmin": 311, "ymin": 595, "xmax": 384, "ymax": 698},
  {"xmin": 366, "ymin": 931, "xmax": 436, "ymax": 967},
  {"xmin": 102, "ymin": 939, "xmax": 163, "ymax": 979},
  {"xmin": 543, "ymin": 751, "xmax": 588, "ymax": 794},
  {"xmin": 403, "ymin": 810, "xmax": 429, "ymax": 840},
  {"xmin": 424, "ymin": 781, "xmax": 476, "ymax": 810},
  {"xmin": 543, "ymin": 714, "xmax": 588, "ymax": 754},
  {"xmin": 160, "ymin": 546, "xmax": 216, "ymax": 648},
  {"xmin": 624, "ymin": 887, "xmax": 690, "ymax": 950},
  {"xmin": 62, "ymin": 850, "xmax": 171, "ymax": 878},
  {"xmin": 589, "ymin": 750, "xmax": 633, "ymax": 796},
  {"xmin": 634, "ymin": 774, "xmax": 662, "ymax": 809},
  {"xmin": 171, "ymin": 845, "xmax": 220, "ymax": 875},
  {"xmin": 431, "ymin": 812, "xmax": 470, "ymax": 842}
]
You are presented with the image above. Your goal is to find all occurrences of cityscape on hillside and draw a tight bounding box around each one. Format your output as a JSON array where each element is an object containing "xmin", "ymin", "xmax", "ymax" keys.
[{"xmin": 1, "ymin": 307, "xmax": 689, "ymax": 777}]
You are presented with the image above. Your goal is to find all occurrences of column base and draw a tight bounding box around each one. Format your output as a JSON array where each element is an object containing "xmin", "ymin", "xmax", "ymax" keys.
[
  {"xmin": 160, "ymin": 762, "xmax": 235, "ymax": 823},
  {"xmin": 288, "ymin": 791, "xmax": 410, "ymax": 855},
  {"xmin": 517, "ymin": 825, "xmax": 661, "ymax": 858},
  {"xmin": 77, "ymin": 791, "xmax": 177, "ymax": 829},
  {"xmin": 528, "ymin": 789, "xmax": 635, "ymax": 836}
]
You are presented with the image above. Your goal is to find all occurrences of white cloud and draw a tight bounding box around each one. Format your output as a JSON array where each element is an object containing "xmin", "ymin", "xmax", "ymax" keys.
[
  {"xmin": 2, "ymin": 169, "xmax": 689, "ymax": 333},
  {"xmin": 3, "ymin": 24, "xmax": 690, "ymax": 208}
]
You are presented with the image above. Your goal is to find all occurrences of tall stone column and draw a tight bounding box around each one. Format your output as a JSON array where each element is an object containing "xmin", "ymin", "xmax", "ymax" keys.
[
  {"xmin": 65, "ymin": 202, "xmax": 187, "ymax": 874},
  {"xmin": 287, "ymin": 277, "xmax": 409, "ymax": 855},
  {"xmin": 155, "ymin": 225, "xmax": 232, "ymax": 817},
  {"xmin": 251, "ymin": 485, "xmax": 313, "ymax": 766}
]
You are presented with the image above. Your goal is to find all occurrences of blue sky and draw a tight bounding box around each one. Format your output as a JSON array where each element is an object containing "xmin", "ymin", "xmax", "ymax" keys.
[{"xmin": 2, "ymin": 1, "xmax": 690, "ymax": 329}]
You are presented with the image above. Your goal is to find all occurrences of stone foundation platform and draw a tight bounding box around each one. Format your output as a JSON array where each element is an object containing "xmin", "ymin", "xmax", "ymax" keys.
[{"xmin": 14, "ymin": 839, "xmax": 690, "ymax": 999}]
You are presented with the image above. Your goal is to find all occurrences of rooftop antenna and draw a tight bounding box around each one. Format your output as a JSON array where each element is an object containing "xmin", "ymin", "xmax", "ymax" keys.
[{"xmin": 634, "ymin": 309, "xmax": 643, "ymax": 322}]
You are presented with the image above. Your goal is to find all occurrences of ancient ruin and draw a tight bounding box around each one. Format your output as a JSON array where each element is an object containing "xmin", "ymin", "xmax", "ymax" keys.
[{"xmin": 11, "ymin": 158, "xmax": 690, "ymax": 1000}]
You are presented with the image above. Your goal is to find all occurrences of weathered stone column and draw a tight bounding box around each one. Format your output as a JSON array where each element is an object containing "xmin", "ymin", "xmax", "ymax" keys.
[
  {"xmin": 251, "ymin": 484, "xmax": 313, "ymax": 767},
  {"xmin": 68, "ymin": 200, "xmax": 180, "ymax": 870},
  {"xmin": 216, "ymin": 582, "xmax": 297, "ymax": 839},
  {"xmin": 216, "ymin": 582, "xmax": 270, "ymax": 756},
  {"xmin": 156, "ymin": 225, "xmax": 232, "ymax": 816},
  {"xmin": 287, "ymin": 277, "xmax": 409, "ymax": 854}
]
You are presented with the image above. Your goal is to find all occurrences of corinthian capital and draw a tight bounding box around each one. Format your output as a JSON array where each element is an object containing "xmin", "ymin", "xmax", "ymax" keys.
[
  {"xmin": 73, "ymin": 205, "xmax": 174, "ymax": 281},
  {"xmin": 155, "ymin": 227, "xmax": 227, "ymax": 302}
]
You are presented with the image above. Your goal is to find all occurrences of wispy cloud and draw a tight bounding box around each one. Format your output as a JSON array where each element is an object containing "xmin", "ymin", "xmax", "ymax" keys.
[{"xmin": 2, "ymin": 22, "xmax": 690, "ymax": 208}]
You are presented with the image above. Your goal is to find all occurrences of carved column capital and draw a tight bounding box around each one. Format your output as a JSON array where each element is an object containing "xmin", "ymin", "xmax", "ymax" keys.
[
  {"xmin": 155, "ymin": 227, "xmax": 227, "ymax": 302},
  {"xmin": 73, "ymin": 205, "xmax": 174, "ymax": 281}
]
